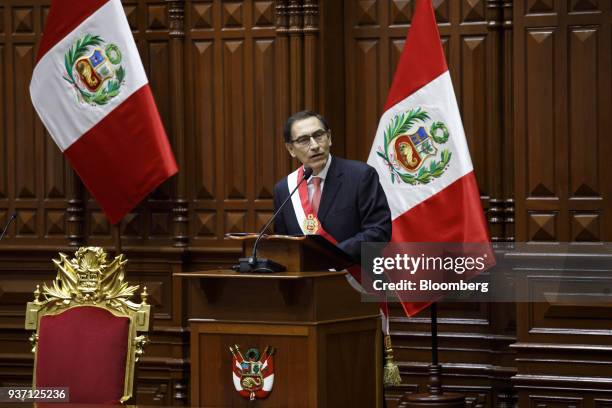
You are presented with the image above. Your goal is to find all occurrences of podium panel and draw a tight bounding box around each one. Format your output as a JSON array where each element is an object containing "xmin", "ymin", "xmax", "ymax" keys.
[
  {"xmin": 191, "ymin": 319, "xmax": 380, "ymax": 407},
  {"xmin": 179, "ymin": 269, "xmax": 382, "ymax": 407}
]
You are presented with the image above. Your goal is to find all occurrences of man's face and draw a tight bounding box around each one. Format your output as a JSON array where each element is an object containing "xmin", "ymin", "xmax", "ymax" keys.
[{"xmin": 285, "ymin": 116, "xmax": 332, "ymax": 174}]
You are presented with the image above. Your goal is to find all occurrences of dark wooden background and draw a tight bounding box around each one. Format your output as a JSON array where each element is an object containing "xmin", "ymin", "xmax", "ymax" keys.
[{"xmin": 0, "ymin": 0, "xmax": 610, "ymax": 406}]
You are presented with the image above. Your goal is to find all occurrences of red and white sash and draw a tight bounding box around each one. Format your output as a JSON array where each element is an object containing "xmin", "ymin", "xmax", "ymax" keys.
[{"xmin": 287, "ymin": 166, "xmax": 332, "ymax": 239}]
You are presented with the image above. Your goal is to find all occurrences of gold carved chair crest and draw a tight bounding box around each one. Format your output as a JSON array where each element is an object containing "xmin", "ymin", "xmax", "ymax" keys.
[{"xmin": 25, "ymin": 247, "xmax": 150, "ymax": 404}]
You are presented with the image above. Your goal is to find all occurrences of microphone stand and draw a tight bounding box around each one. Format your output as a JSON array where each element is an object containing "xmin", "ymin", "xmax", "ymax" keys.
[
  {"xmin": 238, "ymin": 166, "xmax": 313, "ymax": 273},
  {"xmin": 0, "ymin": 212, "xmax": 17, "ymax": 241}
]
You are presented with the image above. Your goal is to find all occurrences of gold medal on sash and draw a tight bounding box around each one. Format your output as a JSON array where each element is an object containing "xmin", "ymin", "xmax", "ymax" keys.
[{"xmin": 303, "ymin": 214, "xmax": 320, "ymax": 234}]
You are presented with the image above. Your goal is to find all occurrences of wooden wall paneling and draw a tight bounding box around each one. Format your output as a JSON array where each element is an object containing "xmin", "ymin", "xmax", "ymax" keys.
[
  {"xmin": 274, "ymin": 0, "xmax": 294, "ymax": 179},
  {"xmin": 302, "ymin": 0, "xmax": 318, "ymax": 110},
  {"xmin": 343, "ymin": 0, "xmax": 388, "ymax": 162},
  {"xmin": 317, "ymin": 0, "xmax": 345, "ymax": 157},
  {"xmin": 185, "ymin": 0, "xmax": 289, "ymax": 245},
  {"xmin": 136, "ymin": 362, "xmax": 189, "ymax": 405},
  {"xmin": 14, "ymin": 17, "xmax": 37, "ymax": 210},
  {"xmin": 221, "ymin": 34, "xmax": 247, "ymax": 202},
  {"xmin": 221, "ymin": 1, "xmax": 254, "ymax": 234},
  {"xmin": 252, "ymin": 0, "xmax": 279, "ymax": 231},
  {"xmin": 513, "ymin": 252, "xmax": 612, "ymax": 345},
  {"xmin": 42, "ymin": 121, "xmax": 68, "ymax": 243},
  {"xmin": 512, "ymin": 249, "xmax": 612, "ymax": 401},
  {"xmin": 0, "ymin": 1, "xmax": 67, "ymax": 247},
  {"xmin": 598, "ymin": 1, "xmax": 612, "ymax": 242},
  {"xmin": 272, "ymin": 0, "xmax": 315, "ymax": 172},
  {"xmin": 185, "ymin": 0, "xmax": 218, "ymax": 244},
  {"xmin": 485, "ymin": 0, "xmax": 505, "ymax": 243},
  {"xmin": 0, "ymin": 248, "xmax": 63, "ymax": 329},
  {"xmin": 1, "ymin": 2, "xmax": 14, "ymax": 240},
  {"xmin": 512, "ymin": 276, "xmax": 612, "ymax": 397},
  {"xmin": 0, "ymin": 249, "xmax": 62, "ymax": 387},
  {"xmin": 288, "ymin": 0, "xmax": 304, "ymax": 112},
  {"xmin": 484, "ymin": 3, "xmax": 518, "ymax": 389},
  {"xmin": 513, "ymin": 0, "xmax": 611, "ymax": 243},
  {"xmin": 0, "ymin": 3, "xmax": 6, "ymax": 219},
  {"xmin": 252, "ymin": 32, "xmax": 277, "ymax": 206},
  {"xmin": 2, "ymin": 4, "xmax": 17, "ymax": 241},
  {"xmin": 511, "ymin": 4, "xmax": 612, "ymax": 399},
  {"xmin": 135, "ymin": 322, "xmax": 189, "ymax": 406},
  {"xmin": 0, "ymin": 5, "xmax": 4, "ymax": 214},
  {"xmin": 502, "ymin": 0, "xmax": 515, "ymax": 242},
  {"xmin": 7, "ymin": 2, "xmax": 69, "ymax": 247},
  {"xmin": 0, "ymin": 247, "xmax": 187, "ymax": 328}
]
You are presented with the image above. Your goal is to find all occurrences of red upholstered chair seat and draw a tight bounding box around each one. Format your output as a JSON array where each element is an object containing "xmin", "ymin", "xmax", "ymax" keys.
[{"xmin": 35, "ymin": 306, "xmax": 130, "ymax": 404}]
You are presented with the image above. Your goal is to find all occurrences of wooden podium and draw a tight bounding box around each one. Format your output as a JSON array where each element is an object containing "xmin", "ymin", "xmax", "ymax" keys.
[{"xmin": 176, "ymin": 235, "xmax": 382, "ymax": 407}]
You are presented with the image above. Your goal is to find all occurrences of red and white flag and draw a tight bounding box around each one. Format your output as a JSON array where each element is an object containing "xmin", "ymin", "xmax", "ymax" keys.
[
  {"xmin": 30, "ymin": 0, "xmax": 178, "ymax": 224},
  {"xmin": 367, "ymin": 0, "xmax": 492, "ymax": 316}
]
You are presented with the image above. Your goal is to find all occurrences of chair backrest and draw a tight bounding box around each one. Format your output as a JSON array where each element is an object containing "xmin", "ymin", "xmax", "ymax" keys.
[{"xmin": 25, "ymin": 247, "xmax": 150, "ymax": 404}]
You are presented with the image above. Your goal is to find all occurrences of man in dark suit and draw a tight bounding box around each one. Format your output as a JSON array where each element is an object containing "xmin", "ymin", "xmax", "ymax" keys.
[{"xmin": 273, "ymin": 110, "xmax": 392, "ymax": 262}]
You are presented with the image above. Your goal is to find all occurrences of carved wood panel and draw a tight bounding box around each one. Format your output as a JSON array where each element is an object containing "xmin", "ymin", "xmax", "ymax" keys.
[
  {"xmin": 514, "ymin": 0, "xmax": 612, "ymax": 243},
  {"xmin": 185, "ymin": 0, "xmax": 309, "ymax": 244}
]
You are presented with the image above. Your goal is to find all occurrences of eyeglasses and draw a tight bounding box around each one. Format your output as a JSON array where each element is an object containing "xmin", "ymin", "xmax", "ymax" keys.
[{"xmin": 290, "ymin": 130, "xmax": 330, "ymax": 148}]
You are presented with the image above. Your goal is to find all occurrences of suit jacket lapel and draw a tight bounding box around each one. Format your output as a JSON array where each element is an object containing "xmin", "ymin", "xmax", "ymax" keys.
[{"xmin": 317, "ymin": 157, "xmax": 342, "ymax": 222}]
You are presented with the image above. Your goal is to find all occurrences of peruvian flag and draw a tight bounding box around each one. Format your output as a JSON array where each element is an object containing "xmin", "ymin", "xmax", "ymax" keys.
[
  {"xmin": 367, "ymin": 0, "xmax": 492, "ymax": 316},
  {"xmin": 30, "ymin": 0, "xmax": 178, "ymax": 224}
]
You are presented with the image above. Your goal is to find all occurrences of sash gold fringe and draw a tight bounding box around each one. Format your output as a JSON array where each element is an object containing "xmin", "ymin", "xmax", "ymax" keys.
[{"xmin": 383, "ymin": 335, "xmax": 401, "ymax": 387}]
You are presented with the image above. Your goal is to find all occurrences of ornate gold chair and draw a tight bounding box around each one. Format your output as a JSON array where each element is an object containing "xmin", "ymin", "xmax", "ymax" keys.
[{"xmin": 25, "ymin": 247, "xmax": 150, "ymax": 404}]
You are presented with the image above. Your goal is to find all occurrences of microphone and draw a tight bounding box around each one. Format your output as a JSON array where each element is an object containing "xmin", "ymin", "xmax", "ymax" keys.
[
  {"xmin": 238, "ymin": 166, "xmax": 314, "ymax": 273},
  {"xmin": 0, "ymin": 211, "xmax": 17, "ymax": 241}
]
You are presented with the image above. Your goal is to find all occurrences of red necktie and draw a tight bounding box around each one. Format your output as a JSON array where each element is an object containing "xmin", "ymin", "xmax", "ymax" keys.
[{"xmin": 311, "ymin": 177, "xmax": 322, "ymax": 215}]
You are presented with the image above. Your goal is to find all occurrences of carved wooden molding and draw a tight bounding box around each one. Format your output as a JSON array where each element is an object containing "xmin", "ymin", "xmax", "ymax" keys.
[
  {"xmin": 287, "ymin": 0, "xmax": 302, "ymax": 35},
  {"xmin": 503, "ymin": 0, "xmax": 513, "ymax": 28},
  {"xmin": 275, "ymin": 0, "xmax": 289, "ymax": 34},
  {"xmin": 302, "ymin": 0, "xmax": 318, "ymax": 34},
  {"xmin": 166, "ymin": 0, "xmax": 188, "ymax": 247},
  {"xmin": 275, "ymin": 0, "xmax": 318, "ymax": 34},
  {"xmin": 167, "ymin": 0, "xmax": 185, "ymax": 38},
  {"xmin": 486, "ymin": 0, "xmax": 504, "ymax": 29},
  {"xmin": 485, "ymin": 0, "xmax": 514, "ymax": 242}
]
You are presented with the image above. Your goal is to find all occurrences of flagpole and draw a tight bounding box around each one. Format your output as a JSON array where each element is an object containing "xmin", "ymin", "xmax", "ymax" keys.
[
  {"xmin": 113, "ymin": 221, "xmax": 122, "ymax": 255},
  {"xmin": 400, "ymin": 302, "xmax": 465, "ymax": 407}
]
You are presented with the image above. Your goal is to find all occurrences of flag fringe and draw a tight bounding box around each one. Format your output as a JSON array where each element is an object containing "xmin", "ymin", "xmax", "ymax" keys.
[{"xmin": 383, "ymin": 335, "xmax": 401, "ymax": 387}]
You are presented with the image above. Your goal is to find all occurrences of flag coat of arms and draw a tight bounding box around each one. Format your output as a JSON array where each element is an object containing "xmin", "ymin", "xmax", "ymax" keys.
[
  {"xmin": 367, "ymin": 0, "xmax": 493, "ymax": 316},
  {"xmin": 30, "ymin": 0, "xmax": 178, "ymax": 224}
]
